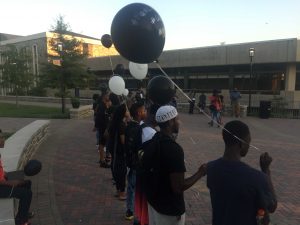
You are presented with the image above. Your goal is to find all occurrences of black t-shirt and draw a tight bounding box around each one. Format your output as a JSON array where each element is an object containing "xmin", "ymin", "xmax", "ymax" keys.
[
  {"xmin": 144, "ymin": 132, "xmax": 186, "ymax": 216},
  {"xmin": 207, "ymin": 158, "xmax": 274, "ymax": 225},
  {"xmin": 109, "ymin": 122, "xmax": 126, "ymax": 157},
  {"xmin": 94, "ymin": 101, "xmax": 108, "ymax": 131}
]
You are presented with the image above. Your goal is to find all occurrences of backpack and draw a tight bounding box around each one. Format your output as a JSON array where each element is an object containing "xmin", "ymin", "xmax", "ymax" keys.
[
  {"xmin": 139, "ymin": 132, "xmax": 166, "ymax": 200},
  {"xmin": 125, "ymin": 121, "xmax": 148, "ymax": 169}
]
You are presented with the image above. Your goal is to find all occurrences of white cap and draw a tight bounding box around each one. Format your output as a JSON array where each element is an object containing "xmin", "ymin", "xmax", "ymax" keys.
[{"xmin": 155, "ymin": 105, "xmax": 178, "ymax": 123}]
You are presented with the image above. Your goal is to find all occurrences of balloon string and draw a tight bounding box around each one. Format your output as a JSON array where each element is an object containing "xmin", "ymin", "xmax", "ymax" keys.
[
  {"xmin": 108, "ymin": 55, "xmax": 114, "ymax": 76},
  {"xmin": 155, "ymin": 62, "xmax": 259, "ymax": 151}
]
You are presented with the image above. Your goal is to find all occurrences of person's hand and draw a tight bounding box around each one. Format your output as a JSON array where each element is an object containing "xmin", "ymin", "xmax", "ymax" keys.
[
  {"xmin": 198, "ymin": 163, "xmax": 207, "ymax": 177},
  {"xmin": 260, "ymin": 152, "xmax": 272, "ymax": 173}
]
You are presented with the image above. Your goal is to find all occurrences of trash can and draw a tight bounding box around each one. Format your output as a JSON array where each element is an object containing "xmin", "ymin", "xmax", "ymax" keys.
[
  {"xmin": 74, "ymin": 87, "xmax": 80, "ymax": 98},
  {"xmin": 240, "ymin": 105, "xmax": 248, "ymax": 117},
  {"xmin": 259, "ymin": 101, "xmax": 271, "ymax": 119}
]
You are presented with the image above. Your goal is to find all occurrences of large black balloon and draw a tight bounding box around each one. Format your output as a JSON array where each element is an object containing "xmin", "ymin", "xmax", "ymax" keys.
[
  {"xmin": 101, "ymin": 34, "xmax": 113, "ymax": 48},
  {"xmin": 111, "ymin": 3, "xmax": 165, "ymax": 63},
  {"xmin": 147, "ymin": 76, "xmax": 175, "ymax": 105},
  {"xmin": 24, "ymin": 159, "xmax": 42, "ymax": 176}
]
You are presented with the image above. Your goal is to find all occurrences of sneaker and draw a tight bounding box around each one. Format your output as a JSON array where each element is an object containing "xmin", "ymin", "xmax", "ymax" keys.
[
  {"xmin": 125, "ymin": 210, "xmax": 134, "ymax": 220},
  {"xmin": 119, "ymin": 192, "xmax": 126, "ymax": 200}
]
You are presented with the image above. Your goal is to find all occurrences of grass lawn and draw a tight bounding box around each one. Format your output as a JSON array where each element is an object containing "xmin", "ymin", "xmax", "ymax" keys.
[{"xmin": 0, "ymin": 102, "xmax": 70, "ymax": 119}]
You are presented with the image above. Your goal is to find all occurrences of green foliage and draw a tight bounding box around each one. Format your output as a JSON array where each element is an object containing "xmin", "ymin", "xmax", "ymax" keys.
[
  {"xmin": 0, "ymin": 45, "xmax": 34, "ymax": 101},
  {"xmin": 0, "ymin": 102, "xmax": 69, "ymax": 118},
  {"xmin": 27, "ymin": 86, "xmax": 47, "ymax": 97},
  {"xmin": 40, "ymin": 15, "xmax": 90, "ymax": 113}
]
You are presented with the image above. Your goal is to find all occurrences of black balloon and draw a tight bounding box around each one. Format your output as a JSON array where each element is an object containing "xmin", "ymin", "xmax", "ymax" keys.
[
  {"xmin": 114, "ymin": 64, "xmax": 125, "ymax": 76},
  {"xmin": 101, "ymin": 34, "xmax": 113, "ymax": 48},
  {"xmin": 24, "ymin": 160, "xmax": 42, "ymax": 176},
  {"xmin": 147, "ymin": 75, "xmax": 175, "ymax": 105},
  {"xmin": 111, "ymin": 3, "xmax": 165, "ymax": 63}
]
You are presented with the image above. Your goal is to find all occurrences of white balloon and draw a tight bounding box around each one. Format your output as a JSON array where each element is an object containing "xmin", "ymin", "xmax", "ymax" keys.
[
  {"xmin": 123, "ymin": 89, "xmax": 129, "ymax": 96},
  {"xmin": 129, "ymin": 62, "xmax": 148, "ymax": 80},
  {"xmin": 108, "ymin": 75, "xmax": 125, "ymax": 95}
]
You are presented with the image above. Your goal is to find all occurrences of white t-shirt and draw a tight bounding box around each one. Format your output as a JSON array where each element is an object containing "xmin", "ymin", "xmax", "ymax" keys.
[{"xmin": 140, "ymin": 121, "xmax": 156, "ymax": 143}]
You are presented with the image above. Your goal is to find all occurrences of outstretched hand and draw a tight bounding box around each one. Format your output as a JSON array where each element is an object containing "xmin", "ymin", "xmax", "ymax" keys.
[
  {"xmin": 260, "ymin": 152, "xmax": 272, "ymax": 172},
  {"xmin": 198, "ymin": 163, "xmax": 207, "ymax": 177}
]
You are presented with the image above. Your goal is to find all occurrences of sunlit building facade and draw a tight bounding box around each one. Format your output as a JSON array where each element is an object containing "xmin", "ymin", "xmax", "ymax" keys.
[{"xmin": 0, "ymin": 31, "xmax": 118, "ymax": 94}]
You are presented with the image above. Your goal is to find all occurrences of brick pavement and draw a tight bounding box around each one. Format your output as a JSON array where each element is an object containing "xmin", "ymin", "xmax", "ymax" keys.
[{"xmin": 24, "ymin": 113, "xmax": 300, "ymax": 225}]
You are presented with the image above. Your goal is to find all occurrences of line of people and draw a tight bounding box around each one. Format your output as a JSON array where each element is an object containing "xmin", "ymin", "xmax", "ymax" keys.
[{"xmin": 92, "ymin": 90, "xmax": 277, "ymax": 225}]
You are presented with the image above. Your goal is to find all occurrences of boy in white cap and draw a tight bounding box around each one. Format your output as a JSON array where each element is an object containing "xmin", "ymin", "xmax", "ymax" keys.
[{"xmin": 142, "ymin": 105, "xmax": 207, "ymax": 225}]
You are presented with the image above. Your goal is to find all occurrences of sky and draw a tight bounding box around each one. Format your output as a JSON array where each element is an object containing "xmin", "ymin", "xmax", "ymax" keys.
[{"xmin": 1, "ymin": 0, "xmax": 300, "ymax": 50}]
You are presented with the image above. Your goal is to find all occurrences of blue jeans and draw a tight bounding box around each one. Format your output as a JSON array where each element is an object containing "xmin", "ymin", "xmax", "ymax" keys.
[
  {"xmin": 211, "ymin": 110, "xmax": 220, "ymax": 125},
  {"xmin": 126, "ymin": 168, "xmax": 136, "ymax": 212}
]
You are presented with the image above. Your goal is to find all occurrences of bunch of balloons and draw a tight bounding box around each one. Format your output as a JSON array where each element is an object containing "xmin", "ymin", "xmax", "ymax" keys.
[{"xmin": 105, "ymin": 3, "xmax": 175, "ymax": 105}]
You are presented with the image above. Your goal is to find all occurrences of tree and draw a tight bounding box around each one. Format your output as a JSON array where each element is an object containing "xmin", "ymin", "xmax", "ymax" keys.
[
  {"xmin": 0, "ymin": 45, "xmax": 34, "ymax": 106},
  {"xmin": 41, "ymin": 15, "xmax": 89, "ymax": 113}
]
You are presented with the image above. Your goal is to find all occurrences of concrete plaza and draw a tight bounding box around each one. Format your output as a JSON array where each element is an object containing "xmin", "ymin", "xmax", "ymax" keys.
[{"xmin": 1, "ymin": 113, "xmax": 299, "ymax": 225}]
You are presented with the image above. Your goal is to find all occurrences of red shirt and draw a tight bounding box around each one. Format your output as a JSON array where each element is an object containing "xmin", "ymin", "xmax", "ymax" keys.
[
  {"xmin": 0, "ymin": 159, "xmax": 5, "ymax": 181},
  {"xmin": 209, "ymin": 95, "xmax": 222, "ymax": 111}
]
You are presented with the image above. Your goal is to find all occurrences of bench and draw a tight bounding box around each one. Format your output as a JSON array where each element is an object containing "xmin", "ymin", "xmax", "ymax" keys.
[{"xmin": 0, "ymin": 120, "xmax": 50, "ymax": 225}]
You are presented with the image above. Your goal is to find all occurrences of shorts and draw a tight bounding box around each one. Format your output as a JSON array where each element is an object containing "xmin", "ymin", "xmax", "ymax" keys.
[{"xmin": 148, "ymin": 203, "xmax": 185, "ymax": 225}]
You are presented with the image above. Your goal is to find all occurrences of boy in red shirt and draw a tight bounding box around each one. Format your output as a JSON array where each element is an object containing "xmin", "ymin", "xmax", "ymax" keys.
[{"xmin": 0, "ymin": 131, "xmax": 33, "ymax": 225}]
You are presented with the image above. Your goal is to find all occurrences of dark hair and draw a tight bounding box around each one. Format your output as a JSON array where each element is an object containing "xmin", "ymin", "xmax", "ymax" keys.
[
  {"xmin": 157, "ymin": 120, "xmax": 170, "ymax": 129},
  {"xmin": 92, "ymin": 93, "xmax": 99, "ymax": 101},
  {"xmin": 109, "ymin": 104, "xmax": 127, "ymax": 137},
  {"xmin": 130, "ymin": 102, "xmax": 144, "ymax": 119},
  {"xmin": 109, "ymin": 93, "xmax": 120, "ymax": 106},
  {"xmin": 100, "ymin": 92, "xmax": 108, "ymax": 100},
  {"xmin": 222, "ymin": 120, "xmax": 250, "ymax": 147}
]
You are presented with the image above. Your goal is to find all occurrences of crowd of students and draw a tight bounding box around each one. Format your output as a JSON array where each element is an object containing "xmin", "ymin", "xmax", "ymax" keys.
[
  {"xmin": 92, "ymin": 88, "xmax": 277, "ymax": 225},
  {"xmin": 0, "ymin": 86, "xmax": 277, "ymax": 225}
]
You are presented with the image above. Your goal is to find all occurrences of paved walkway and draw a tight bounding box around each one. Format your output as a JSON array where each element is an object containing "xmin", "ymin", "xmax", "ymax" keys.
[{"xmin": 1, "ymin": 113, "xmax": 300, "ymax": 225}]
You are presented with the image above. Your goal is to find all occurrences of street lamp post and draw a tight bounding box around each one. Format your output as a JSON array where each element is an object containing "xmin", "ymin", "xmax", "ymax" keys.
[{"xmin": 249, "ymin": 48, "xmax": 255, "ymax": 112}]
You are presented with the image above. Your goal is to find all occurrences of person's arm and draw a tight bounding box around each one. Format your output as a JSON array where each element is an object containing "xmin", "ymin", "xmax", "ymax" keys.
[
  {"xmin": 119, "ymin": 122, "xmax": 126, "ymax": 145},
  {"xmin": 120, "ymin": 134, "xmax": 125, "ymax": 145},
  {"xmin": 170, "ymin": 164, "xmax": 207, "ymax": 194},
  {"xmin": 260, "ymin": 152, "xmax": 277, "ymax": 213}
]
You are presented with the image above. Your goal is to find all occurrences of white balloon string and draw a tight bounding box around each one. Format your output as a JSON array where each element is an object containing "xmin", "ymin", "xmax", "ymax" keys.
[
  {"xmin": 155, "ymin": 62, "xmax": 259, "ymax": 151},
  {"xmin": 108, "ymin": 55, "xmax": 114, "ymax": 76}
]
